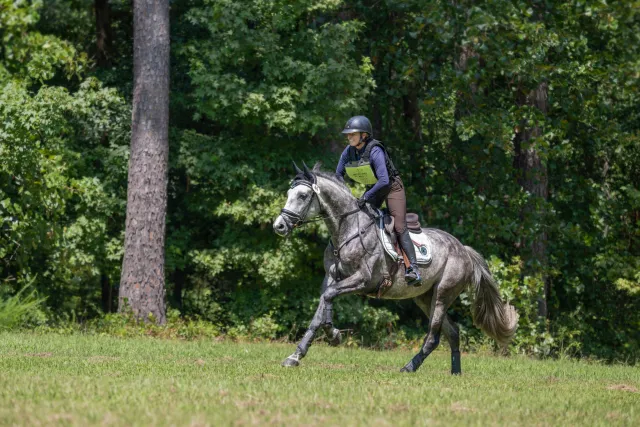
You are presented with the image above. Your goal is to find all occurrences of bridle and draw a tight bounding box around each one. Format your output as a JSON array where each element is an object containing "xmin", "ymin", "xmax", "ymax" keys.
[{"xmin": 279, "ymin": 179, "xmax": 360, "ymax": 230}]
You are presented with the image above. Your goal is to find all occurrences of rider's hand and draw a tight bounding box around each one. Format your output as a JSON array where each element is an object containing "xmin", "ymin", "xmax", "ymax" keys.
[{"xmin": 357, "ymin": 196, "xmax": 368, "ymax": 209}]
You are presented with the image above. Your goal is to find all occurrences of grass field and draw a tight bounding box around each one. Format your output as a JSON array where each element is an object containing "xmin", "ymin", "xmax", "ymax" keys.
[{"xmin": 0, "ymin": 332, "xmax": 638, "ymax": 426}]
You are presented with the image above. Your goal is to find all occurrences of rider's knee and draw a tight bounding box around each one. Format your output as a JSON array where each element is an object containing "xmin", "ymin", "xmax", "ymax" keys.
[{"xmin": 394, "ymin": 222, "xmax": 407, "ymax": 235}]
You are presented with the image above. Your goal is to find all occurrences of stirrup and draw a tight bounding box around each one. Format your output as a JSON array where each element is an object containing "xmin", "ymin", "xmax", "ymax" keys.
[{"xmin": 405, "ymin": 267, "xmax": 421, "ymax": 286}]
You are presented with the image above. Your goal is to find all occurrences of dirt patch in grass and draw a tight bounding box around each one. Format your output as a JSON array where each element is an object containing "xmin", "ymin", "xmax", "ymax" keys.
[
  {"xmin": 47, "ymin": 413, "xmax": 75, "ymax": 422},
  {"xmin": 450, "ymin": 402, "xmax": 476, "ymax": 413},
  {"xmin": 235, "ymin": 398, "xmax": 263, "ymax": 409},
  {"xmin": 313, "ymin": 400, "xmax": 335, "ymax": 410},
  {"xmin": 387, "ymin": 404, "xmax": 410, "ymax": 413},
  {"xmin": 24, "ymin": 352, "xmax": 53, "ymax": 358},
  {"xmin": 606, "ymin": 384, "xmax": 638, "ymax": 393},
  {"xmin": 606, "ymin": 411, "xmax": 622, "ymax": 420}
]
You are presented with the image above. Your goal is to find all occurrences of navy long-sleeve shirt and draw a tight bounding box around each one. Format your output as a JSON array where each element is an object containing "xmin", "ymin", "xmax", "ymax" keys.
[{"xmin": 336, "ymin": 143, "xmax": 390, "ymax": 203}]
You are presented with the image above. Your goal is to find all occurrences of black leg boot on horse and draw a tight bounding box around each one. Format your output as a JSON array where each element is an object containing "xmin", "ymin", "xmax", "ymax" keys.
[{"xmin": 398, "ymin": 229, "xmax": 421, "ymax": 286}]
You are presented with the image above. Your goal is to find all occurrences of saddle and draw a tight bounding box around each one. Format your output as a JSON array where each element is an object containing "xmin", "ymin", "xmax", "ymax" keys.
[
  {"xmin": 367, "ymin": 211, "xmax": 432, "ymax": 299},
  {"xmin": 377, "ymin": 211, "xmax": 432, "ymax": 265}
]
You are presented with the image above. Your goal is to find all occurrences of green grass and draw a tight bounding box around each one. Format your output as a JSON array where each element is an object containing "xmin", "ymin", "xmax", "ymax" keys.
[{"xmin": 0, "ymin": 333, "xmax": 638, "ymax": 426}]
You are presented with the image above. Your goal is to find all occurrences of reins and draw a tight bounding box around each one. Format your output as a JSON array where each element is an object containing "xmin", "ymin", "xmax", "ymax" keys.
[{"xmin": 279, "ymin": 178, "xmax": 378, "ymax": 281}]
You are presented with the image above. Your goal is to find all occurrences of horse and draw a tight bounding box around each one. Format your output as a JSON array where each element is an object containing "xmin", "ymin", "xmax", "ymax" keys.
[{"xmin": 272, "ymin": 162, "xmax": 518, "ymax": 373}]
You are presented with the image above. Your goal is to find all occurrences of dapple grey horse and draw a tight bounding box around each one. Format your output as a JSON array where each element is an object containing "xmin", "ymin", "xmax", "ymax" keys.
[{"xmin": 273, "ymin": 163, "xmax": 518, "ymax": 373}]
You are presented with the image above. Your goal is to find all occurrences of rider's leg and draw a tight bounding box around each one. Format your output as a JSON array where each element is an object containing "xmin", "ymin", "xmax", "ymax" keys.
[
  {"xmin": 399, "ymin": 229, "xmax": 421, "ymax": 285},
  {"xmin": 387, "ymin": 177, "xmax": 421, "ymax": 285}
]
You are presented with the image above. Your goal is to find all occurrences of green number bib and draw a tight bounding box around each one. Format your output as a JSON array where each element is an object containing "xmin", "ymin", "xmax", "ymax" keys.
[{"xmin": 345, "ymin": 162, "xmax": 378, "ymax": 185}]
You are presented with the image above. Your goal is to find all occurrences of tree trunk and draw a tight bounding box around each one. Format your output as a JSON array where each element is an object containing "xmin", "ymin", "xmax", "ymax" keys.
[
  {"xmin": 95, "ymin": 0, "xmax": 114, "ymax": 68},
  {"xmin": 514, "ymin": 82, "xmax": 549, "ymax": 318},
  {"xmin": 118, "ymin": 0, "xmax": 170, "ymax": 324}
]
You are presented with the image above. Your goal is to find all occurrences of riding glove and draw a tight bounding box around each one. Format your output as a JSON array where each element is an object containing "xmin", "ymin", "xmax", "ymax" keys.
[{"xmin": 357, "ymin": 196, "xmax": 368, "ymax": 209}]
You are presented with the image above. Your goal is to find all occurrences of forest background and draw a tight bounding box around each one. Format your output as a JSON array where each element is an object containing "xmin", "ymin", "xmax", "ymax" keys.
[{"xmin": 1, "ymin": 0, "xmax": 638, "ymax": 362}]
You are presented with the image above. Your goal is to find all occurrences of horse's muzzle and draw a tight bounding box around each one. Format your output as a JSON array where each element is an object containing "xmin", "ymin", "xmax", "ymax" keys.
[{"xmin": 273, "ymin": 215, "xmax": 290, "ymax": 236}]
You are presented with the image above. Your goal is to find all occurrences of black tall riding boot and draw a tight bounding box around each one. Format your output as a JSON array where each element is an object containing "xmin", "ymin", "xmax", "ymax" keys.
[{"xmin": 399, "ymin": 229, "xmax": 422, "ymax": 286}]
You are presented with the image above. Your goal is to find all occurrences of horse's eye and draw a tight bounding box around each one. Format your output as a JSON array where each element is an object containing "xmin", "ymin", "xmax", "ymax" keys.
[{"xmin": 298, "ymin": 194, "xmax": 307, "ymax": 200}]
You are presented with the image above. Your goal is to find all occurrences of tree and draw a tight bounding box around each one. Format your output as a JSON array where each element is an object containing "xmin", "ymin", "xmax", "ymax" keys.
[
  {"xmin": 514, "ymin": 82, "xmax": 549, "ymax": 318},
  {"xmin": 95, "ymin": 0, "xmax": 114, "ymax": 68},
  {"xmin": 118, "ymin": 0, "xmax": 170, "ymax": 323}
]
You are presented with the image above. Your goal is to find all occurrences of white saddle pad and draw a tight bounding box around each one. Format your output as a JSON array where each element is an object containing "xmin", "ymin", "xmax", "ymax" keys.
[
  {"xmin": 377, "ymin": 216, "xmax": 432, "ymax": 265},
  {"xmin": 409, "ymin": 230, "xmax": 433, "ymax": 265}
]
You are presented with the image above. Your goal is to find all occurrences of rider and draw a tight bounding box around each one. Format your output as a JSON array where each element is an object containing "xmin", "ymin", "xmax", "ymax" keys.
[{"xmin": 335, "ymin": 115, "xmax": 421, "ymax": 286}]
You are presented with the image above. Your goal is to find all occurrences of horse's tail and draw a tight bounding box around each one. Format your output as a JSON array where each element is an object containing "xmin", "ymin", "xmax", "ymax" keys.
[{"xmin": 465, "ymin": 246, "xmax": 518, "ymax": 347}]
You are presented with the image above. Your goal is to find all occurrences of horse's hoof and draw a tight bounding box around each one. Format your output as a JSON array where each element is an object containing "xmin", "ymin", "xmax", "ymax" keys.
[
  {"xmin": 281, "ymin": 354, "xmax": 300, "ymax": 367},
  {"xmin": 328, "ymin": 328, "xmax": 342, "ymax": 347},
  {"xmin": 400, "ymin": 364, "xmax": 415, "ymax": 373},
  {"xmin": 400, "ymin": 358, "xmax": 420, "ymax": 373}
]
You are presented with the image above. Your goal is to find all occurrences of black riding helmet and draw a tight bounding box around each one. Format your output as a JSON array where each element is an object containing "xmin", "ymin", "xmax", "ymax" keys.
[{"xmin": 341, "ymin": 115, "xmax": 373, "ymax": 137}]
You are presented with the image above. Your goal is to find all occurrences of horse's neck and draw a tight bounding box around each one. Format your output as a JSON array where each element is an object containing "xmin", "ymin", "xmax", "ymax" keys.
[{"xmin": 316, "ymin": 176, "xmax": 358, "ymax": 241}]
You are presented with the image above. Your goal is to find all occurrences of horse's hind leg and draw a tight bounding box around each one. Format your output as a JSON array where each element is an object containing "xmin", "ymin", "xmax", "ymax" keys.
[
  {"xmin": 443, "ymin": 316, "xmax": 461, "ymax": 375},
  {"xmin": 401, "ymin": 270, "xmax": 466, "ymax": 373},
  {"xmin": 412, "ymin": 290, "xmax": 461, "ymax": 375}
]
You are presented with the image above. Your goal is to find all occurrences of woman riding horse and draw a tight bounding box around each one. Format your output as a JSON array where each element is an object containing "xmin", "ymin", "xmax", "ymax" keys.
[{"xmin": 335, "ymin": 115, "xmax": 421, "ymax": 286}]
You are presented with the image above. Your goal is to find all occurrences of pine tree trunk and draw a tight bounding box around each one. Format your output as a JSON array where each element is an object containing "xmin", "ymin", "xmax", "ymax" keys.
[
  {"xmin": 118, "ymin": 0, "xmax": 170, "ymax": 323},
  {"xmin": 514, "ymin": 82, "xmax": 549, "ymax": 318}
]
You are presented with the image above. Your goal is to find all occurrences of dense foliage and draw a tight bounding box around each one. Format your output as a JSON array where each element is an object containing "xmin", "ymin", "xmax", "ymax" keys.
[{"xmin": 1, "ymin": 0, "xmax": 638, "ymax": 361}]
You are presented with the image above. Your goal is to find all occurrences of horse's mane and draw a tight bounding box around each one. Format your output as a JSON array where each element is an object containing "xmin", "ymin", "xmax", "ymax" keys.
[
  {"xmin": 312, "ymin": 163, "xmax": 349, "ymax": 189},
  {"xmin": 292, "ymin": 161, "xmax": 350, "ymax": 191}
]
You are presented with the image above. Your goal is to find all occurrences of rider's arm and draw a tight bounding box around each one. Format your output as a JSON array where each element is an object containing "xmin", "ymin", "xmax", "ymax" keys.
[
  {"xmin": 335, "ymin": 146, "xmax": 350, "ymax": 181},
  {"xmin": 363, "ymin": 146, "xmax": 390, "ymax": 201}
]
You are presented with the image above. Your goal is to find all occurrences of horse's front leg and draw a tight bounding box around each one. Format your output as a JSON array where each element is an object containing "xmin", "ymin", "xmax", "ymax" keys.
[
  {"xmin": 317, "ymin": 274, "xmax": 342, "ymax": 347},
  {"xmin": 281, "ymin": 267, "xmax": 372, "ymax": 367}
]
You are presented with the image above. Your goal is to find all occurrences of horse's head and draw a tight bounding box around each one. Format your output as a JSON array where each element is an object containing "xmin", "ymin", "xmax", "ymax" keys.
[{"xmin": 273, "ymin": 162, "xmax": 322, "ymax": 236}]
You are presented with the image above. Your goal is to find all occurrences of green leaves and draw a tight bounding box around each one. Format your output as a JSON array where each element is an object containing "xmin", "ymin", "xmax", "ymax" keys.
[{"xmin": 178, "ymin": 0, "xmax": 373, "ymax": 134}]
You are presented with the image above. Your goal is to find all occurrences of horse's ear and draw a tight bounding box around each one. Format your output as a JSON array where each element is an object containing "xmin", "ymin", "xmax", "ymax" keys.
[
  {"xmin": 312, "ymin": 162, "xmax": 322, "ymax": 173},
  {"xmin": 302, "ymin": 161, "xmax": 316, "ymax": 183},
  {"xmin": 292, "ymin": 161, "xmax": 302, "ymax": 175}
]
